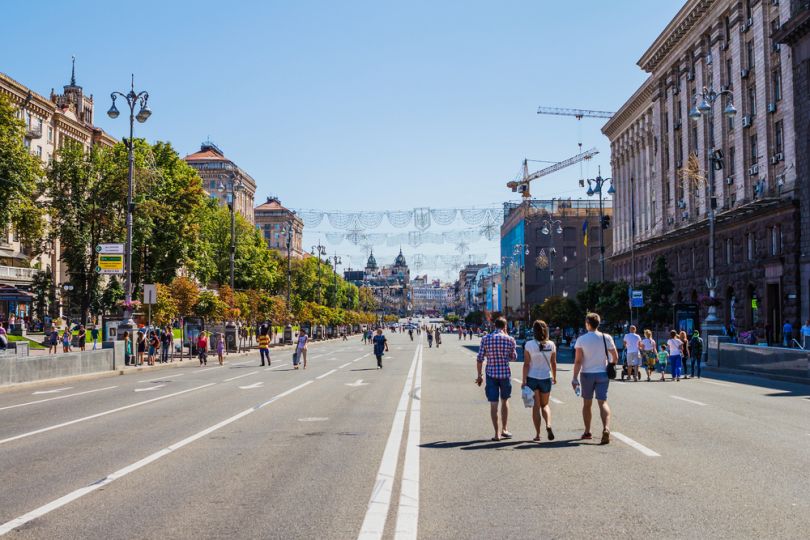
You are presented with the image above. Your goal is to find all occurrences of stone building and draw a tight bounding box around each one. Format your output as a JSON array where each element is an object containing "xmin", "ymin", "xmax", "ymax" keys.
[
  {"xmin": 0, "ymin": 65, "xmax": 116, "ymax": 319},
  {"xmin": 253, "ymin": 197, "xmax": 304, "ymax": 258},
  {"xmin": 603, "ymin": 0, "xmax": 800, "ymax": 342},
  {"xmin": 184, "ymin": 141, "xmax": 256, "ymax": 224}
]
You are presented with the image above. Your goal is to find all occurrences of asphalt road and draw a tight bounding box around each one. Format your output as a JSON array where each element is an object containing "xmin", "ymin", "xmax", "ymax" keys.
[{"xmin": 1, "ymin": 333, "xmax": 808, "ymax": 539}]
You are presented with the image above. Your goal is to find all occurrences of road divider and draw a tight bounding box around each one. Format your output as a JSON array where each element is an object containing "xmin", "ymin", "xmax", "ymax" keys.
[{"xmin": 395, "ymin": 342, "xmax": 423, "ymax": 540}]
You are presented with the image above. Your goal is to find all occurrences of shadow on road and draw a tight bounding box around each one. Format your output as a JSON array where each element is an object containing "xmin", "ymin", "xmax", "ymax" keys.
[
  {"xmin": 420, "ymin": 439, "xmax": 522, "ymax": 450},
  {"xmin": 350, "ymin": 368, "xmax": 377, "ymax": 372},
  {"xmin": 701, "ymin": 369, "xmax": 810, "ymax": 398}
]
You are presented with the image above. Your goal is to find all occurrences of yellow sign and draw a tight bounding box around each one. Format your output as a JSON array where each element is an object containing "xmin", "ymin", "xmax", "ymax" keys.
[{"xmin": 97, "ymin": 254, "xmax": 124, "ymax": 273}]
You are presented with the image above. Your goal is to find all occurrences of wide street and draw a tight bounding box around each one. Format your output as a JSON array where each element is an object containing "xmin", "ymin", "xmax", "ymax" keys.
[{"xmin": 0, "ymin": 332, "xmax": 807, "ymax": 539}]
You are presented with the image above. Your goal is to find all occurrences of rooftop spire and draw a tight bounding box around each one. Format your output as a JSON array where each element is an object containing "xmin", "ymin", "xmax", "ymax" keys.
[{"xmin": 70, "ymin": 55, "xmax": 76, "ymax": 86}]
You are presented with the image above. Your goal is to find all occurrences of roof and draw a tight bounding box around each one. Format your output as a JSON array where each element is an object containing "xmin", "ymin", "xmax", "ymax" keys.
[
  {"xmin": 254, "ymin": 197, "xmax": 287, "ymax": 211},
  {"xmin": 183, "ymin": 148, "xmax": 229, "ymax": 162}
]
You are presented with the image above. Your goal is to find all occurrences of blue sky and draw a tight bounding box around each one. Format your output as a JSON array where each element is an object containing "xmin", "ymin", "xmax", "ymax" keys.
[{"xmin": 2, "ymin": 0, "xmax": 684, "ymax": 279}]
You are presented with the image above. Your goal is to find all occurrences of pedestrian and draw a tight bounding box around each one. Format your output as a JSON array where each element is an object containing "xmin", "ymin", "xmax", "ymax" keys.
[
  {"xmin": 678, "ymin": 331, "xmax": 691, "ymax": 378},
  {"xmin": 656, "ymin": 344, "xmax": 668, "ymax": 381},
  {"xmin": 426, "ymin": 327, "xmax": 434, "ymax": 348},
  {"xmin": 150, "ymin": 331, "xmax": 160, "ymax": 365},
  {"xmin": 258, "ymin": 328, "xmax": 271, "ymax": 366},
  {"xmin": 408, "ymin": 327, "xmax": 414, "ymax": 341},
  {"xmin": 666, "ymin": 330, "xmax": 684, "ymax": 381},
  {"xmin": 372, "ymin": 328, "xmax": 389, "ymax": 369},
  {"xmin": 801, "ymin": 319, "xmax": 810, "ymax": 349},
  {"xmin": 689, "ymin": 331, "xmax": 703, "ymax": 378},
  {"xmin": 197, "ymin": 331, "xmax": 208, "ymax": 366},
  {"xmin": 571, "ymin": 312, "xmax": 618, "ymax": 444},
  {"xmin": 475, "ymin": 317, "xmax": 516, "ymax": 441},
  {"xmin": 123, "ymin": 331, "xmax": 133, "ymax": 366},
  {"xmin": 622, "ymin": 325, "xmax": 641, "ymax": 381},
  {"xmin": 639, "ymin": 329, "xmax": 657, "ymax": 382},
  {"xmin": 135, "ymin": 331, "xmax": 145, "ymax": 365},
  {"xmin": 458, "ymin": 326, "xmax": 463, "ymax": 340},
  {"xmin": 90, "ymin": 324, "xmax": 99, "ymax": 350},
  {"xmin": 435, "ymin": 328, "xmax": 442, "ymax": 348},
  {"xmin": 76, "ymin": 325, "xmax": 86, "ymax": 351},
  {"xmin": 782, "ymin": 319, "xmax": 793, "ymax": 347},
  {"xmin": 160, "ymin": 327, "xmax": 171, "ymax": 363},
  {"xmin": 521, "ymin": 319, "xmax": 557, "ymax": 443},
  {"xmin": 296, "ymin": 329, "xmax": 309, "ymax": 369},
  {"xmin": 48, "ymin": 326, "xmax": 59, "ymax": 354},
  {"xmin": 216, "ymin": 333, "xmax": 225, "ymax": 366},
  {"xmin": 62, "ymin": 326, "xmax": 72, "ymax": 353}
]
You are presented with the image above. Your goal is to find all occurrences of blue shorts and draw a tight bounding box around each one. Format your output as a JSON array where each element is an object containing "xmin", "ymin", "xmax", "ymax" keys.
[
  {"xmin": 526, "ymin": 376, "xmax": 552, "ymax": 394},
  {"xmin": 580, "ymin": 372, "xmax": 609, "ymax": 401},
  {"xmin": 485, "ymin": 376, "xmax": 512, "ymax": 402}
]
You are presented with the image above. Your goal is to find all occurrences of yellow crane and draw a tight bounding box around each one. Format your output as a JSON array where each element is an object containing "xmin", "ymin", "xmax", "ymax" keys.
[{"xmin": 506, "ymin": 147, "xmax": 599, "ymax": 200}]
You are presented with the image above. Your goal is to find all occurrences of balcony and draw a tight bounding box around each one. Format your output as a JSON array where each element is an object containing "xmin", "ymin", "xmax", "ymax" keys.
[
  {"xmin": 24, "ymin": 124, "xmax": 42, "ymax": 140},
  {"xmin": 0, "ymin": 265, "xmax": 38, "ymax": 284}
]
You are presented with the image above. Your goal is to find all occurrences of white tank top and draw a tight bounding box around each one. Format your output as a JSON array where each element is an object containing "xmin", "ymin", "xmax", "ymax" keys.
[{"xmin": 524, "ymin": 339, "xmax": 555, "ymax": 380}]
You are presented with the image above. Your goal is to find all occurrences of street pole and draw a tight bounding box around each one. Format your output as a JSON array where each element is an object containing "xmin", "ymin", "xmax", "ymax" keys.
[
  {"xmin": 630, "ymin": 176, "xmax": 636, "ymax": 326},
  {"xmin": 598, "ymin": 181, "xmax": 605, "ymax": 282},
  {"xmin": 286, "ymin": 221, "xmax": 293, "ymax": 308},
  {"xmin": 108, "ymin": 75, "xmax": 150, "ymax": 322}
]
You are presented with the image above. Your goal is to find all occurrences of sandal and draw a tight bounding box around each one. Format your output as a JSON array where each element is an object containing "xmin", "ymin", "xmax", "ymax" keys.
[
  {"xmin": 490, "ymin": 436, "xmax": 501, "ymax": 442},
  {"xmin": 546, "ymin": 427, "xmax": 555, "ymax": 441},
  {"xmin": 600, "ymin": 429, "xmax": 611, "ymax": 445},
  {"xmin": 500, "ymin": 431, "xmax": 513, "ymax": 439},
  {"xmin": 580, "ymin": 432, "xmax": 593, "ymax": 440},
  {"xmin": 532, "ymin": 435, "xmax": 541, "ymax": 442}
]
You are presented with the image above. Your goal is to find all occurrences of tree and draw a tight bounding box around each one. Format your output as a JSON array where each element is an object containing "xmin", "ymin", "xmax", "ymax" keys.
[
  {"xmin": 0, "ymin": 94, "xmax": 45, "ymax": 251},
  {"xmin": 151, "ymin": 283, "xmax": 178, "ymax": 326},
  {"xmin": 100, "ymin": 277, "xmax": 124, "ymax": 315},
  {"xmin": 465, "ymin": 311, "xmax": 484, "ymax": 325},
  {"xmin": 640, "ymin": 255, "xmax": 674, "ymax": 329},
  {"xmin": 531, "ymin": 296, "xmax": 580, "ymax": 330},
  {"xmin": 170, "ymin": 276, "xmax": 200, "ymax": 320},
  {"xmin": 30, "ymin": 270, "xmax": 53, "ymax": 321},
  {"xmin": 193, "ymin": 290, "xmax": 225, "ymax": 323}
]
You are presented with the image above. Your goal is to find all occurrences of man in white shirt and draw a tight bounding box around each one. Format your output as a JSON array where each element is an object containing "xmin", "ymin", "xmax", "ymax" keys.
[
  {"xmin": 623, "ymin": 326, "xmax": 642, "ymax": 382},
  {"xmin": 801, "ymin": 320, "xmax": 810, "ymax": 349},
  {"xmin": 572, "ymin": 312, "xmax": 619, "ymax": 444}
]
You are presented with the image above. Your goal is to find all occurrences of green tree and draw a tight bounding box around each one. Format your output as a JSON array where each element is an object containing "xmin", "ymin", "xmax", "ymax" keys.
[
  {"xmin": 151, "ymin": 283, "xmax": 178, "ymax": 326},
  {"xmin": 193, "ymin": 290, "xmax": 225, "ymax": 323},
  {"xmin": 100, "ymin": 277, "xmax": 124, "ymax": 315},
  {"xmin": 30, "ymin": 270, "xmax": 53, "ymax": 321},
  {"xmin": 531, "ymin": 296, "xmax": 581, "ymax": 330},
  {"xmin": 0, "ymin": 94, "xmax": 45, "ymax": 251},
  {"xmin": 640, "ymin": 255, "xmax": 674, "ymax": 329},
  {"xmin": 169, "ymin": 276, "xmax": 200, "ymax": 320}
]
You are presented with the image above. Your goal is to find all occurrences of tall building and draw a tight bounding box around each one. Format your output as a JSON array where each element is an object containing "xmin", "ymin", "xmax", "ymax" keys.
[
  {"xmin": 454, "ymin": 263, "xmax": 487, "ymax": 315},
  {"xmin": 501, "ymin": 200, "xmax": 612, "ymax": 320},
  {"xmin": 253, "ymin": 197, "xmax": 304, "ymax": 258},
  {"xmin": 0, "ymin": 64, "xmax": 116, "ymax": 319},
  {"xmin": 184, "ymin": 141, "xmax": 256, "ymax": 224},
  {"xmin": 603, "ymin": 0, "xmax": 800, "ymax": 342},
  {"xmin": 411, "ymin": 275, "xmax": 453, "ymax": 314}
]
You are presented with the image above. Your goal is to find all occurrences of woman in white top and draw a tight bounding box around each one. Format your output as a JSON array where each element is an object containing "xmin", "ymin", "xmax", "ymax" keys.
[
  {"xmin": 639, "ymin": 329, "xmax": 657, "ymax": 382},
  {"xmin": 666, "ymin": 330, "xmax": 684, "ymax": 381},
  {"xmin": 521, "ymin": 320, "xmax": 557, "ymax": 442}
]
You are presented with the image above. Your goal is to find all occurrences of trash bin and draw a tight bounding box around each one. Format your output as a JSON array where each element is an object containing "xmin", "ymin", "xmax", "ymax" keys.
[
  {"xmin": 225, "ymin": 322, "xmax": 237, "ymax": 353},
  {"xmin": 283, "ymin": 324, "xmax": 293, "ymax": 345}
]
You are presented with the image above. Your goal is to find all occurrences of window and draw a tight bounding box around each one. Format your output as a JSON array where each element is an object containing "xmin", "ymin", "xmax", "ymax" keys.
[
  {"xmin": 747, "ymin": 41, "xmax": 754, "ymax": 69},
  {"xmin": 36, "ymin": 145, "xmax": 42, "ymax": 158},
  {"xmin": 750, "ymin": 134, "xmax": 758, "ymax": 164},
  {"xmin": 773, "ymin": 68, "xmax": 782, "ymax": 101},
  {"xmin": 747, "ymin": 233, "xmax": 755, "ymax": 260},
  {"xmin": 726, "ymin": 238, "xmax": 733, "ymax": 265},
  {"xmin": 209, "ymin": 180, "xmax": 216, "ymax": 190},
  {"xmin": 728, "ymin": 146, "xmax": 736, "ymax": 175},
  {"xmin": 771, "ymin": 226, "xmax": 779, "ymax": 256},
  {"xmin": 748, "ymin": 85, "xmax": 756, "ymax": 116},
  {"xmin": 691, "ymin": 247, "xmax": 696, "ymax": 270},
  {"xmin": 726, "ymin": 59, "xmax": 733, "ymax": 87},
  {"xmin": 47, "ymin": 127, "xmax": 53, "ymax": 143},
  {"xmin": 775, "ymin": 120, "xmax": 784, "ymax": 153}
]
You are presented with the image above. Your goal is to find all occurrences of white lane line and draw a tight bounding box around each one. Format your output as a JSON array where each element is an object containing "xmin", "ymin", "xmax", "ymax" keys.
[
  {"xmin": 316, "ymin": 369, "xmax": 337, "ymax": 380},
  {"xmin": 670, "ymin": 395, "xmax": 707, "ymax": 406},
  {"xmin": 395, "ymin": 343, "xmax": 423, "ymax": 540},
  {"xmin": 230, "ymin": 360, "xmax": 252, "ymax": 366},
  {"xmin": 224, "ymin": 370, "xmax": 259, "ymax": 382},
  {"xmin": 699, "ymin": 380, "xmax": 731, "ymax": 387},
  {"xmin": 358, "ymin": 342, "xmax": 420, "ymax": 540},
  {"xmin": 0, "ymin": 383, "xmax": 216, "ymax": 447},
  {"xmin": 0, "ymin": 386, "xmax": 118, "ymax": 412},
  {"xmin": 550, "ymin": 397, "xmax": 564, "ymax": 404},
  {"xmin": 0, "ymin": 380, "xmax": 312, "ymax": 536},
  {"xmin": 267, "ymin": 363, "xmax": 291, "ymax": 370},
  {"xmin": 612, "ymin": 432, "xmax": 660, "ymax": 457},
  {"xmin": 339, "ymin": 362, "xmax": 352, "ymax": 369},
  {"xmin": 198, "ymin": 365, "xmax": 225, "ymax": 372},
  {"xmin": 138, "ymin": 373, "xmax": 184, "ymax": 383},
  {"xmin": 134, "ymin": 384, "xmax": 165, "ymax": 393},
  {"xmin": 31, "ymin": 387, "xmax": 73, "ymax": 395},
  {"xmin": 238, "ymin": 382, "xmax": 264, "ymax": 390}
]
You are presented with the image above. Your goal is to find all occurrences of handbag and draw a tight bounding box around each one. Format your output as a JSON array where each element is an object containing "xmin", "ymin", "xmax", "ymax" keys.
[{"xmin": 603, "ymin": 335, "xmax": 616, "ymax": 380}]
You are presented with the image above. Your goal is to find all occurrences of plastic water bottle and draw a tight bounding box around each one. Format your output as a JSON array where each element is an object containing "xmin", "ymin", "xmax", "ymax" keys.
[{"xmin": 574, "ymin": 384, "xmax": 581, "ymax": 397}]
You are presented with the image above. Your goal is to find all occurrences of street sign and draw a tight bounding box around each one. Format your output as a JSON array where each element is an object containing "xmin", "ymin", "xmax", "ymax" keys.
[
  {"xmin": 630, "ymin": 289, "xmax": 644, "ymax": 308},
  {"xmin": 96, "ymin": 254, "xmax": 124, "ymax": 274},
  {"xmin": 96, "ymin": 243, "xmax": 124, "ymax": 254},
  {"xmin": 143, "ymin": 284, "xmax": 157, "ymax": 305}
]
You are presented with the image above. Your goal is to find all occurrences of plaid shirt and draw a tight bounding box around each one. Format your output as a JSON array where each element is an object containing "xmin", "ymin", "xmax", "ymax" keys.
[{"xmin": 477, "ymin": 330, "xmax": 516, "ymax": 379}]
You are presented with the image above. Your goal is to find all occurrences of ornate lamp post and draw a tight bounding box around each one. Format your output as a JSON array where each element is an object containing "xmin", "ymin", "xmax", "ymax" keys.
[
  {"xmin": 540, "ymin": 219, "xmax": 563, "ymax": 297},
  {"xmin": 585, "ymin": 171, "xmax": 615, "ymax": 282},
  {"xmin": 331, "ymin": 253, "xmax": 342, "ymax": 308},
  {"xmin": 513, "ymin": 243, "xmax": 530, "ymax": 329},
  {"xmin": 107, "ymin": 75, "xmax": 151, "ymax": 322},
  {"xmin": 311, "ymin": 241, "xmax": 327, "ymax": 304},
  {"xmin": 217, "ymin": 174, "xmax": 244, "ymax": 293}
]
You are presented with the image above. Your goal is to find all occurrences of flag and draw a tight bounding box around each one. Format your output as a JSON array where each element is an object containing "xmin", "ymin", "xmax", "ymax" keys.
[{"xmin": 582, "ymin": 220, "xmax": 588, "ymax": 246}]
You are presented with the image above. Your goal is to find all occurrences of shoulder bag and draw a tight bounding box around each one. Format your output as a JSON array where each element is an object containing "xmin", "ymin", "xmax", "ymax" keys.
[{"xmin": 603, "ymin": 334, "xmax": 616, "ymax": 379}]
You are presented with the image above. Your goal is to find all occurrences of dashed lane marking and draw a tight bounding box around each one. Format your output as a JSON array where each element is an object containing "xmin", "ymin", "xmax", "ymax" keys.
[
  {"xmin": 699, "ymin": 380, "xmax": 731, "ymax": 387},
  {"xmin": 133, "ymin": 385, "xmax": 165, "ymax": 393},
  {"xmin": 224, "ymin": 371, "xmax": 259, "ymax": 382},
  {"xmin": 0, "ymin": 386, "xmax": 118, "ymax": 412},
  {"xmin": 670, "ymin": 395, "xmax": 707, "ymax": 406},
  {"xmin": 612, "ymin": 432, "xmax": 661, "ymax": 457},
  {"xmin": 316, "ymin": 369, "xmax": 337, "ymax": 380},
  {"xmin": 138, "ymin": 373, "xmax": 184, "ymax": 383}
]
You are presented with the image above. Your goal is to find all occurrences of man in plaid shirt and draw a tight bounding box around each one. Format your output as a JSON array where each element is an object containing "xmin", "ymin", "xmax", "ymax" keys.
[{"xmin": 476, "ymin": 317, "xmax": 517, "ymax": 441}]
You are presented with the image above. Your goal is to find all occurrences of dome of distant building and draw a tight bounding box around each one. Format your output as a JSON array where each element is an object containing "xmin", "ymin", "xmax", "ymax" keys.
[
  {"xmin": 366, "ymin": 250, "xmax": 378, "ymax": 270},
  {"xmin": 394, "ymin": 249, "xmax": 406, "ymax": 267}
]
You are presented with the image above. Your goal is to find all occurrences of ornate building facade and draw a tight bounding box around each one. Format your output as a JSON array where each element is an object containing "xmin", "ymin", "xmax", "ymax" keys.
[
  {"xmin": 253, "ymin": 197, "xmax": 304, "ymax": 259},
  {"xmin": 184, "ymin": 141, "xmax": 256, "ymax": 224},
  {"xmin": 603, "ymin": 0, "xmax": 800, "ymax": 342}
]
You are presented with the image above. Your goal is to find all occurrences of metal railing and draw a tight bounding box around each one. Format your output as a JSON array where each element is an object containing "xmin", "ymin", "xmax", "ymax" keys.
[{"xmin": 0, "ymin": 265, "xmax": 38, "ymax": 281}]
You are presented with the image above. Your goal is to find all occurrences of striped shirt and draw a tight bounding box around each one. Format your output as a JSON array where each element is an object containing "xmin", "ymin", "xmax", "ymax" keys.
[
  {"xmin": 476, "ymin": 330, "xmax": 516, "ymax": 379},
  {"xmin": 257, "ymin": 335, "xmax": 270, "ymax": 349}
]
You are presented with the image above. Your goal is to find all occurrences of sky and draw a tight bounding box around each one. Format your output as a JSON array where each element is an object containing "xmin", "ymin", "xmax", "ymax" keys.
[{"xmin": 2, "ymin": 0, "xmax": 684, "ymax": 280}]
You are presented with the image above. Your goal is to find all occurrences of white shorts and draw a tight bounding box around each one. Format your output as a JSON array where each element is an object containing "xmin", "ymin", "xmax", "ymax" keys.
[{"xmin": 627, "ymin": 351, "xmax": 641, "ymax": 366}]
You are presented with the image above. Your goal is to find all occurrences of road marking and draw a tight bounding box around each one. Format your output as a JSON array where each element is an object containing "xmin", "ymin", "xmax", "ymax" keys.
[
  {"xmin": 550, "ymin": 397, "xmax": 564, "ymax": 404},
  {"xmin": 298, "ymin": 417, "xmax": 329, "ymax": 422},
  {"xmin": 670, "ymin": 395, "xmax": 707, "ymax": 406},
  {"xmin": 699, "ymin": 380, "xmax": 731, "ymax": 387},
  {"xmin": 231, "ymin": 360, "xmax": 252, "ymax": 366},
  {"xmin": 238, "ymin": 382, "xmax": 264, "ymax": 390},
  {"xmin": 0, "ymin": 383, "xmax": 215, "ymax": 447},
  {"xmin": 138, "ymin": 373, "xmax": 184, "ymax": 383},
  {"xmin": 0, "ymin": 380, "xmax": 312, "ymax": 536},
  {"xmin": 612, "ymin": 432, "xmax": 660, "ymax": 457},
  {"xmin": 31, "ymin": 387, "xmax": 73, "ymax": 395},
  {"xmin": 134, "ymin": 384, "xmax": 165, "ymax": 392},
  {"xmin": 316, "ymin": 369, "xmax": 337, "ymax": 380},
  {"xmin": 224, "ymin": 370, "xmax": 259, "ymax": 382},
  {"xmin": 395, "ymin": 343, "xmax": 422, "ymax": 540},
  {"xmin": 0, "ymin": 386, "xmax": 118, "ymax": 412},
  {"xmin": 346, "ymin": 379, "xmax": 369, "ymax": 387},
  {"xmin": 198, "ymin": 365, "xmax": 224, "ymax": 372},
  {"xmin": 358, "ymin": 340, "xmax": 420, "ymax": 540},
  {"xmin": 339, "ymin": 362, "xmax": 352, "ymax": 369}
]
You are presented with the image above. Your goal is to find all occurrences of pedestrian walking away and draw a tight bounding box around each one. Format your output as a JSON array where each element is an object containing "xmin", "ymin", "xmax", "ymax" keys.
[
  {"xmin": 48, "ymin": 327, "xmax": 59, "ymax": 354},
  {"xmin": 639, "ymin": 329, "xmax": 657, "ymax": 382},
  {"xmin": 782, "ymin": 320, "xmax": 793, "ymax": 347},
  {"xmin": 372, "ymin": 328, "xmax": 388, "ymax": 369},
  {"xmin": 476, "ymin": 317, "xmax": 517, "ymax": 441},
  {"xmin": 521, "ymin": 319, "xmax": 557, "ymax": 443},
  {"xmin": 123, "ymin": 331, "xmax": 132, "ymax": 366},
  {"xmin": 296, "ymin": 330, "xmax": 309, "ymax": 369},
  {"xmin": 258, "ymin": 326, "xmax": 271, "ymax": 366},
  {"xmin": 623, "ymin": 325, "xmax": 641, "ymax": 381},
  {"xmin": 572, "ymin": 312, "xmax": 618, "ymax": 444},
  {"xmin": 435, "ymin": 328, "xmax": 442, "ymax": 348},
  {"xmin": 689, "ymin": 331, "xmax": 703, "ymax": 378},
  {"xmin": 216, "ymin": 333, "xmax": 225, "ymax": 366},
  {"xmin": 666, "ymin": 330, "xmax": 684, "ymax": 381},
  {"xmin": 656, "ymin": 345, "xmax": 668, "ymax": 381},
  {"xmin": 678, "ymin": 331, "xmax": 690, "ymax": 379},
  {"xmin": 427, "ymin": 328, "xmax": 434, "ymax": 348}
]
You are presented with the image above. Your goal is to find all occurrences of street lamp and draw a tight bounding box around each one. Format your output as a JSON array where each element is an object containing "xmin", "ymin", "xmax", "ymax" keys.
[
  {"xmin": 585, "ymin": 171, "xmax": 614, "ymax": 281},
  {"xmin": 331, "ymin": 253, "xmax": 342, "ymax": 308},
  {"xmin": 311, "ymin": 241, "xmax": 327, "ymax": 304},
  {"xmin": 513, "ymin": 243, "xmax": 530, "ymax": 328},
  {"xmin": 217, "ymin": 173, "xmax": 244, "ymax": 293},
  {"xmin": 108, "ymin": 75, "xmax": 150, "ymax": 321},
  {"xmin": 689, "ymin": 85, "xmax": 737, "ymax": 335},
  {"xmin": 281, "ymin": 221, "xmax": 295, "ymax": 309},
  {"xmin": 540, "ymin": 218, "xmax": 563, "ymax": 297},
  {"xmin": 62, "ymin": 283, "xmax": 74, "ymax": 321}
]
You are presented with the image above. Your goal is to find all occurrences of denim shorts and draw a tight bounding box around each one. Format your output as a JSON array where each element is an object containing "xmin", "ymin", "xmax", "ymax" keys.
[
  {"xmin": 526, "ymin": 376, "xmax": 552, "ymax": 394},
  {"xmin": 580, "ymin": 372, "xmax": 609, "ymax": 401},
  {"xmin": 485, "ymin": 376, "xmax": 512, "ymax": 402}
]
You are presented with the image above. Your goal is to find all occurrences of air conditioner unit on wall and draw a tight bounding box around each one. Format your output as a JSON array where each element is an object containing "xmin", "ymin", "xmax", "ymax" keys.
[
  {"xmin": 687, "ymin": 71, "xmax": 695, "ymax": 81},
  {"xmin": 749, "ymin": 164, "xmax": 759, "ymax": 175},
  {"xmin": 726, "ymin": 177, "xmax": 734, "ymax": 185},
  {"xmin": 775, "ymin": 152, "xmax": 784, "ymax": 162},
  {"xmin": 767, "ymin": 102, "xmax": 777, "ymax": 113},
  {"xmin": 742, "ymin": 115, "xmax": 752, "ymax": 128},
  {"xmin": 741, "ymin": 68, "xmax": 750, "ymax": 79}
]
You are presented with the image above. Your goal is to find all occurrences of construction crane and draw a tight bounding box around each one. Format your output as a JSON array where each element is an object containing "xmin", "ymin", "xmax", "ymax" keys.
[
  {"xmin": 507, "ymin": 147, "xmax": 599, "ymax": 199},
  {"xmin": 536, "ymin": 107, "xmax": 615, "ymax": 119}
]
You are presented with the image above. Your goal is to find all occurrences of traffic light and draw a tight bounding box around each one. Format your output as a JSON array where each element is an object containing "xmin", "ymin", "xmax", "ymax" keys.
[{"xmin": 601, "ymin": 215, "xmax": 611, "ymax": 229}]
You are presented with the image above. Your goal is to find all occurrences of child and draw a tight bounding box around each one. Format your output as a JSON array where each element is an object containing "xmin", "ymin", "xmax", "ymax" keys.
[
  {"xmin": 216, "ymin": 333, "xmax": 225, "ymax": 366},
  {"xmin": 657, "ymin": 344, "xmax": 668, "ymax": 382}
]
